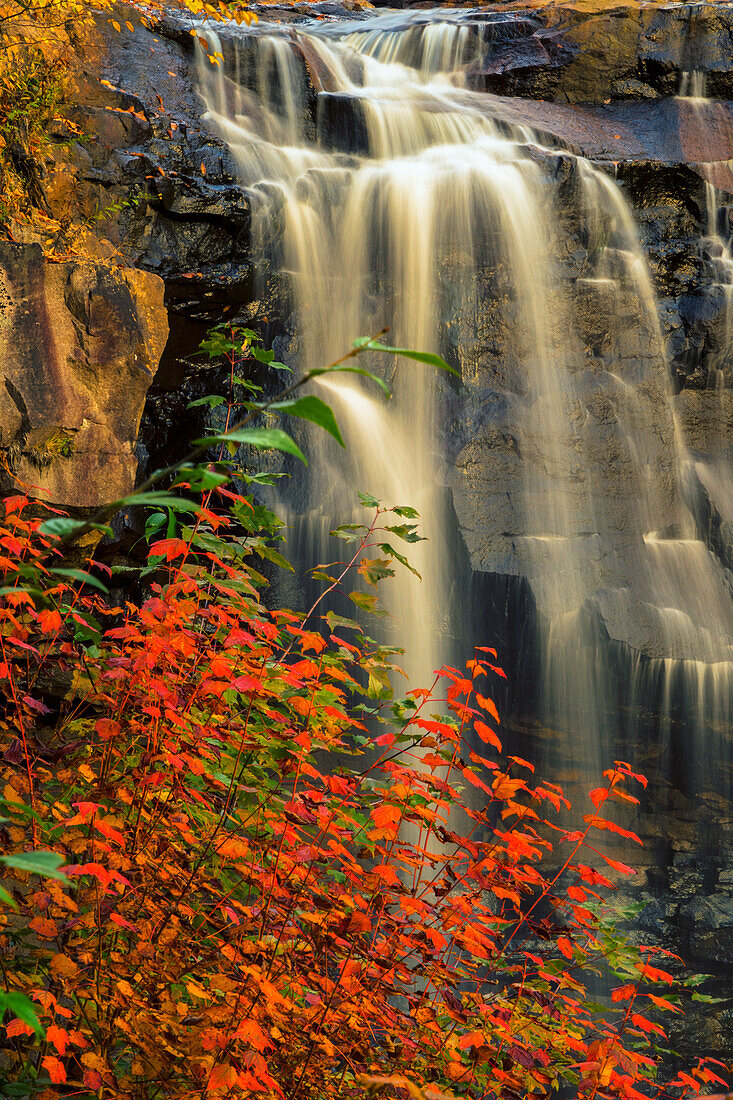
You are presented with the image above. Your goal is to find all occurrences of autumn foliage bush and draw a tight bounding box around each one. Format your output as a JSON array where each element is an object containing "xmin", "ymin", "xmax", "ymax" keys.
[{"xmin": 0, "ymin": 331, "xmax": 729, "ymax": 1100}]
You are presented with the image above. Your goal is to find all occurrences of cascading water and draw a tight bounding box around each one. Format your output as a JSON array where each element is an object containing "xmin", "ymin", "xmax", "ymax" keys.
[
  {"xmin": 677, "ymin": 70, "xmax": 733, "ymax": 652},
  {"xmin": 194, "ymin": 9, "xmax": 733, "ymax": 798}
]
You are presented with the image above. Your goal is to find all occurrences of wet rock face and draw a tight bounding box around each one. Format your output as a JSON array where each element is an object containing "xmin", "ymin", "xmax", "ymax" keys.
[
  {"xmin": 461, "ymin": 3, "xmax": 733, "ymax": 104},
  {"xmin": 0, "ymin": 242, "xmax": 167, "ymax": 507}
]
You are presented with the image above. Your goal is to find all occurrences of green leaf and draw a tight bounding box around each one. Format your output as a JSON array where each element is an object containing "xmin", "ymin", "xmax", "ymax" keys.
[
  {"xmin": 240, "ymin": 471, "xmax": 283, "ymax": 486},
  {"xmin": 311, "ymin": 570, "xmax": 336, "ymax": 583},
  {"xmin": 195, "ymin": 428, "xmax": 307, "ymax": 465},
  {"xmin": 145, "ymin": 511, "xmax": 167, "ymax": 542},
  {"xmin": 384, "ymin": 524, "xmax": 424, "ymax": 544},
  {"xmin": 352, "ymin": 337, "xmax": 460, "ymax": 378},
  {"xmin": 684, "ymin": 974, "xmax": 713, "ymax": 987},
  {"xmin": 358, "ymin": 492, "xmax": 380, "ymax": 509},
  {"xmin": 393, "ymin": 505, "xmax": 419, "ymax": 519},
  {"xmin": 251, "ymin": 346, "xmax": 274, "ymax": 364},
  {"xmin": 254, "ymin": 545, "xmax": 295, "ymax": 572},
  {"xmin": 39, "ymin": 517, "xmax": 112, "ymax": 539},
  {"xmin": 0, "ymin": 991, "xmax": 45, "ymax": 1036},
  {"xmin": 50, "ymin": 568, "xmax": 109, "ymax": 594},
  {"xmin": 186, "ymin": 395, "xmax": 226, "ymax": 409},
  {"xmin": 378, "ymin": 543, "xmax": 421, "ymax": 579},
  {"xmin": 309, "ymin": 364, "xmax": 390, "ymax": 395},
  {"xmin": 349, "ymin": 591, "xmax": 381, "ymax": 613},
  {"xmin": 0, "ymin": 850, "xmax": 70, "ymax": 883},
  {"xmin": 0, "ymin": 883, "xmax": 17, "ymax": 909},
  {"xmin": 117, "ymin": 493, "xmax": 202, "ymax": 513},
  {"xmin": 330, "ymin": 523, "xmax": 368, "ymax": 543},
  {"xmin": 359, "ymin": 558, "xmax": 395, "ymax": 586},
  {"xmin": 270, "ymin": 395, "xmax": 345, "ymax": 447},
  {"xmin": 175, "ymin": 468, "xmax": 230, "ymax": 492},
  {"xmin": 367, "ymin": 665, "xmax": 392, "ymax": 700},
  {"xmin": 324, "ymin": 612, "xmax": 363, "ymax": 634}
]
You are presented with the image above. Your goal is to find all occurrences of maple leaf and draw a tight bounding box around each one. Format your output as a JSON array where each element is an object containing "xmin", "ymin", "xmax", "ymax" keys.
[
  {"xmin": 6, "ymin": 1019, "xmax": 35, "ymax": 1038},
  {"xmin": 371, "ymin": 804, "xmax": 401, "ymax": 829},
  {"xmin": 475, "ymin": 693, "xmax": 500, "ymax": 723},
  {"xmin": 207, "ymin": 1063, "xmax": 237, "ymax": 1091},
  {"xmin": 46, "ymin": 1025, "xmax": 70, "ymax": 1055},
  {"xmin": 372, "ymin": 864, "xmax": 401, "ymax": 887},
  {"xmin": 29, "ymin": 916, "xmax": 57, "ymax": 938},
  {"xmin": 150, "ymin": 538, "xmax": 190, "ymax": 561},
  {"xmin": 647, "ymin": 994, "xmax": 681, "ymax": 1013},
  {"xmin": 94, "ymin": 817, "xmax": 126, "ymax": 847},
  {"xmin": 630, "ymin": 1014, "xmax": 666, "ymax": 1037},
  {"xmin": 49, "ymin": 954, "xmax": 78, "ymax": 980},
  {"xmin": 95, "ymin": 718, "xmax": 121, "ymax": 741},
  {"xmin": 233, "ymin": 1019, "xmax": 271, "ymax": 1051},
  {"xmin": 557, "ymin": 936, "xmax": 574, "ymax": 959},
  {"xmin": 474, "ymin": 720, "xmax": 501, "ymax": 751},
  {"xmin": 41, "ymin": 1056, "xmax": 66, "ymax": 1084}
]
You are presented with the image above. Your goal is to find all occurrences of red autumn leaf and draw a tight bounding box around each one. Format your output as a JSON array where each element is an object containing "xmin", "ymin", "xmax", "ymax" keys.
[
  {"xmin": 42, "ymin": 1056, "xmax": 66, "ymax": 1084},
  {"xmin": 630, "ymin": 1014, "xmax": 666, "ymax": 1037},
  {"xmin": 557, "ymin": 936, "xmax": 574, "ymax": 959},
  {"xmin": 575, "ymin": 864, "xmax": 613, "ymax": 888},
  {"xmin": 84, "ymin": 1070, "xmax": 103, "ymax": 1089},
  {"xmin": 95, "ymin": 717, "xmax": 121, "ymax": 741},
  {"xmin": 582, "ymin": 815, "xmax": 642, "ymax": 845},
  {"xmin": 149, "ymin": 538, "xmax": 190, "ymax": 561},
  {"xmin": 6, "ymin": 1019, "xmax": 35, "ymax": 1038},
  {"xmin": 233, "ymin": 1019, "xmax": 270, "ymax": 1050},
  {"xmin": 599, "ymin": 853, "xmax": 636, "ymax": 875},
  {"xmin": 567, "ymin": 885, "xmax": 587, "ymax": 902},
  {"xmin": 508, "ymin": 755, "xmax": 534, "ymax": 772},
  {"xmin": 475, "ymin": 693, "xmax": 500, "ymax": 723},
  {"xmin": 612, "ymin": 983, "xmax": 637, "ymax": 1002},
  {"xmin": 29, "ymin": 916, "xmax": 57, "ymax": 938},
  {"xmin": 636, "ymin": 962, "xmax": 674, "ymax": 983},
  {"xmin": 647, "ymin": 994, "xmax": 681, "ymax": 1013},
  {"xmin": 372, "ymin": 864, "xmax": 401, "ymax": 887},
  {"xmin": 371, "ymin": 804, "xmax": 401, "ymax": 829},
  {"xmin": 65, "ymin": 801, "xmax": 101, "ymax": 826},
  {"xmin": 474, "ymin": 720, "xmax": 501, "ymax": 751},
  {"xmin": 46, "ymin": 1025, "xmax": 70, "ymax": 1055},
  {"xmin": 94, "ymin": 817, "xmax": 126, "ymax": 847},
  {"xmin": 207, "ymin": 1063, "xmax": 237, "ymax": 1091}
]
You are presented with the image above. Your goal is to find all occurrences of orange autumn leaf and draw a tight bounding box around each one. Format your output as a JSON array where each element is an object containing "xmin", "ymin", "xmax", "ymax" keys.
[
  {"xmin": 557, "ymin": 936, "xmax": 574, "ymax": 959},
  {"xmin": 46, "ymin": 1025, "xmax": 70, "ymax": 1055},
  {"xmin": 371, "ymin": 803, "xmax": 402, "ymax": 829},
  {"xmin": 29, "ymin": 916, "xmax": 57, "ymax": 938},
  {"xmin": 475, "ymin": 693, "xmax": 500, "ymax": 724},
  {"xmin": 207, "ymin": 1063, "xmax": 237, "ymax": 1091},
  {"xmin": 6, "ymin": 1019, "xmax": 35, "ymax": 1038},
  {"xmin": 41, "ymin": 1056, "xmax": 66, "ymax": 1084},
  {"xmin": 49, "ymin": 954, "xmax": 78, "ymax": 980},
  {"xmin": 474, "ymin": 720, "xmax": 501, "ymax": 751}
]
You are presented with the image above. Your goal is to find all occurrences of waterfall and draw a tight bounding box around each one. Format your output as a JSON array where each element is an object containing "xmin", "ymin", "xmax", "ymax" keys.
[{"xmin": 194, "ymin": 11, "xmax": 733, "ymax": 794}]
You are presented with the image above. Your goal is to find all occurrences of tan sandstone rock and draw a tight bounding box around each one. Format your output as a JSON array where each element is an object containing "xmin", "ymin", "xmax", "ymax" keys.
[{"xmin": 0, "ymin": 241, "xmax": 167, "ymax": 507}]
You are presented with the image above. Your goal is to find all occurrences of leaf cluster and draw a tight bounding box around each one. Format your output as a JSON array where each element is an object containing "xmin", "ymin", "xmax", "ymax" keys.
[{"xmin": 0, "ymin": 495, "xmax": 726, "ymax": 1100}]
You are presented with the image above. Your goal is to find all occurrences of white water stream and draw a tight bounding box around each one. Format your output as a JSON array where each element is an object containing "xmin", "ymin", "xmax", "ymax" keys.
[{"xmin": 195, "ymin": 10, "xmax": 733, "ymax": 787}]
